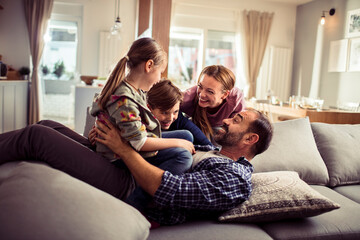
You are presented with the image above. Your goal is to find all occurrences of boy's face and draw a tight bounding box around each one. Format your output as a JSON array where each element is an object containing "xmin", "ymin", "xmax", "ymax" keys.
[{"xmin": 150, "ymin": 102, "xmax": 180, "ymax": 130}]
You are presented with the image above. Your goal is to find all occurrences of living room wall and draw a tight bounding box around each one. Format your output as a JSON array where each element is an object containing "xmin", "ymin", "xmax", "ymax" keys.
[
  {"xmin": 293, "ymin": 0, "xmax": 360, "ymax": 108},
  {"xmin": 0, "ymin": 0, "xmax": 136, "ymax": 76}
]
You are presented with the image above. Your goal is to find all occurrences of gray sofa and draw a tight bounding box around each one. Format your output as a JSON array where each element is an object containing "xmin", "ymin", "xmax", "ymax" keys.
[{"xmin": 0, "ymin": 117, "xmax": 359, "ymax": 240}]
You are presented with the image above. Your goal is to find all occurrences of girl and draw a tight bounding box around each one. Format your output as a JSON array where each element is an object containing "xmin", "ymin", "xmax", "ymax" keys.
[
  {"xmin": 90, "ymin": 38, "xmax": 193, "ymax": 210},
  {"xmin": 147, "ymin": 79, "xmax": 212, "ymax": 146},
  {"xmin": 181, "ymin": 65, "xmax": 245, "ymax": 140}
]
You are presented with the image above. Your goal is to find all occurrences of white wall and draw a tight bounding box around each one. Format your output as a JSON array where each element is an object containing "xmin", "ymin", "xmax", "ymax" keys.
[
  {"xmin": 58, "ymin": 0, "xmax": 137, "ymax": 76},
  {"xmin": 293, "ymin": 0, "xmax": 360, "ymax": 107},
  {"xmin": 0, "ymin": 0, "xmax": 30, "ymax": 70},
  {"xmin": 0, "ymin": 0, "xmax": 136, "ymax": 77}
]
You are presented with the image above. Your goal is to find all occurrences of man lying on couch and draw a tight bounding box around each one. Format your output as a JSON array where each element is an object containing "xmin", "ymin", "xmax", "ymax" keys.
[
  {"xmin": 94, "ymin": 109, "xmax": 273, "ymax": 225},
  {"xmin": 0, "ymin": 109, "xmax": 272, "ymax": 226}
]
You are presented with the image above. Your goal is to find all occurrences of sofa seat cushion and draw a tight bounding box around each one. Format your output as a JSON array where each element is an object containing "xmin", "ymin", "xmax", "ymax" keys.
[
  {"xmin": 311, "ymin": 123, "xmax": 360, "ymax": 187},
  {"xmin": 252, "ymin": 117, "xmax": 329, "ymax": 185},
  {"xmin": 148, "ymin": 220, "xmax": 273, "ymax": 240},
  {"xmin": 0, "ymin": 162, "xmax": 150, "ymax": 240},
  {"xmin": 333, "ymin": 184, "xmax": 360, "ymax": 204},
  {"xmin": 260, "ymin": 185, "xmax": 360, "ymax": 240}
]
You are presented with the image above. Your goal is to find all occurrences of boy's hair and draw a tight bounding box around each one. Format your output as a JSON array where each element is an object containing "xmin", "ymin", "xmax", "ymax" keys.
[
  {"xmin": 98, "ymin": 37, "xmax": 167, "ymax": 110},
  {"xmin": 192, "ymin": 65, "xmax": 236, "ymax": 138},
  {"xmin": 147, "ymin": 79, "xmax": 183, "ymax": 111}
]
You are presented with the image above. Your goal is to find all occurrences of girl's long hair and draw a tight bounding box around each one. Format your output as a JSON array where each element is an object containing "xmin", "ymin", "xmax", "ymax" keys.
[
  {"xmin": 98, "ymin": 37, "xmax": 166, "ymax": 110},
  {"xmin": 192, "ymin": 65, "xmax": 235, "ymax": 138}
]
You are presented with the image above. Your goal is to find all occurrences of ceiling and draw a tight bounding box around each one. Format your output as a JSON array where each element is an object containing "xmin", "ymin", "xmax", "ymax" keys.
[{"xmin": 263, "ymin": 0, "xmax": 314, "ymax": 5}]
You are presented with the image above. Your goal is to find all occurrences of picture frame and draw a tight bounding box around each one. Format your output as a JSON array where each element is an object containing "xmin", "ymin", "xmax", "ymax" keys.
[
  {"xmin": 328, "ymin": 39, "xmax": 348, "ymax": 72},
  {"xmin": 347, "ymin": 38, "xmax": 360, "ymax": 72},
  {"xmin": 346, "ymin": 8, "xmax": 360, "ymax": 38}
]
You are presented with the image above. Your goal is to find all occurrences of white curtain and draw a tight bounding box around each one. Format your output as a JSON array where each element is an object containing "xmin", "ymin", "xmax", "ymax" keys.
[
  {"xmin": 23, "ymin": 0, "xmax": 54, "ymax": 124},
  {"xmin": 235, "ymin": 11, "xmax": 249, "ymax": 97}
]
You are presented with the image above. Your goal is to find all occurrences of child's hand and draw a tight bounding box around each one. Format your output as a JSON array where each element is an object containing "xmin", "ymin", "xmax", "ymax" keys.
[{"xmin": 176, "ymin": 139, "xmax": 195, "ymax": 154}]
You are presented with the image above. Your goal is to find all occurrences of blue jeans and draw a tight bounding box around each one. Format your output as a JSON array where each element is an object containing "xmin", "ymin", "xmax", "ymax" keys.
[
  {"xmin": 162, "ymin": 129, "xmax": 194, "ymax": 143},
  {"xmin": 126, "ymin": 130, "xmax": 194, "ymax": 211}
]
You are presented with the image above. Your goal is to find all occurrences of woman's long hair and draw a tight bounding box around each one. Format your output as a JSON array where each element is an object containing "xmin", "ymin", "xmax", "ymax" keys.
[
  {"xmin": 192, "ymin": 65, "xmax": 235, "ymax": 138},
  {"xmin": 98, "ymin": 37, "xmax": 167, "ymax": 110}
]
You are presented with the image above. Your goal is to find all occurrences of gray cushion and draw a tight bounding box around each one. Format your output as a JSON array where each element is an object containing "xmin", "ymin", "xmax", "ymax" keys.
[
  {"xmin": 218, "ymin": 171, "xmax": 339, "ymax": 223},
  {"xmin": 261, "ymin": 185, "xmax": 360, "ymax": 240},
  {"xmin": 311, "ymin": 123, "xmax": 360, "ymax": 187},
  {"xmin": 0, "ymin": 162, "xmax": 150, "ymax": 240},
  {"xmin": 148, "ymin": 220, "xmax": 273, "ymax": 240},
  {"xmin": 252, "ymin": 117, "xmax": 329, "ymax": 185},
  {"xmin": 333, "ymin": 185, "xmax": 360, "ymax": 204}
]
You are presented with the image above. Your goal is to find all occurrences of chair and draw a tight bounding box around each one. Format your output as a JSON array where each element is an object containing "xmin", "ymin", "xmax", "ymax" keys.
[
  {"xmin": 338, "ymin": 102, "xmax": 360, "ymax": 112},
  {"xmin": 254, "ymin": 99, "xmax": 274, "ymax": 122}
]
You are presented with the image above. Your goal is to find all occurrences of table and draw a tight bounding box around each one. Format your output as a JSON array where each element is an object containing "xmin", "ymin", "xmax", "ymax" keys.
[{"xmin": 247, "ymin": 101, "xmax": 360, "ymax": 124}]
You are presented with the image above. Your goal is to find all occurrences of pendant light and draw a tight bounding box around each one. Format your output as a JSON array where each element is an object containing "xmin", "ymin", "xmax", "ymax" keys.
[{"xmin": 110, "ymin": 0, "xmax": 122, "ymax": 35}]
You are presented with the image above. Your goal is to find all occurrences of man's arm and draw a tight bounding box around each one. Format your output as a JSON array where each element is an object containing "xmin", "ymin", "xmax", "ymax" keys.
[{"xmin": 94, "ymin": 119, "xmax": 164, "ymax": 196}]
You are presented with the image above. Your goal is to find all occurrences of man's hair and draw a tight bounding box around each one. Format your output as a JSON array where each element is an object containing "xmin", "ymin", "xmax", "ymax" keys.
[{"xmin": 247, "ymin": 109, "xmax": 273, "ymax": 156}]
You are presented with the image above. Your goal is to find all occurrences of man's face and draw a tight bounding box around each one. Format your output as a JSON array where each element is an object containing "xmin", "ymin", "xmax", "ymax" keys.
[{"xmin": 214, "ymin": 110, "xmax": 258, "ymax": 147}]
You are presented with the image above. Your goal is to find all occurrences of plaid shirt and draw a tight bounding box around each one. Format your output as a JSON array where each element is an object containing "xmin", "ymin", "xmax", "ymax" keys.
[{"xmin": 146, "ymin": 147, "xmax": 253, "ymax": 225}]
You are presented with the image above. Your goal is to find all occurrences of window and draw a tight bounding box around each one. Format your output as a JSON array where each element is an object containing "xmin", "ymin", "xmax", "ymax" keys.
[
  {"xmin": 42, "ymin": 20, "xmax": 78, "ymax": 80},
  {"xmin": 168, "ymin": 28, "xmax": 237, "ymax": 90},
  {"xmin": 205, "ymin": 30, "xmax": 236, "ymax": 76},
  {"xmin": 168, "ymin": 29, "xmax": 202, "ymax": 90}
]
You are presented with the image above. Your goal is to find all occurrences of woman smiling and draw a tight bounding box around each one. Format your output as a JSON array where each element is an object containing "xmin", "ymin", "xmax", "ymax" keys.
[{"xmin": 181, "ymin": 65, "xmax": 245, "ymax": 140}]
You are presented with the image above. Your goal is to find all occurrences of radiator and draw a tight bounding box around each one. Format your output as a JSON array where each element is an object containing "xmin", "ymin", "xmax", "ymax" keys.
[
  {"xmin": 267, "ymin": 46, "xmax": 292, "ymax": 102},
  {"xmin": 98, "ymin": 31, "xmax": 122, "ymax": 78},
  {"xmin": 0, "ymin": 81, "xmax": 28, "ymax": 133}
]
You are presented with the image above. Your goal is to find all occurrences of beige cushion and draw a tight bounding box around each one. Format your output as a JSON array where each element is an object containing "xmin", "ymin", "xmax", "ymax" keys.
[
  {"xmin": 252, "ymin": 117, "xmax": 329, "ymax": 185},
  {"xmin": 311, "ymin": 123, "xmax": 360, "ymax": 187},
  {"xmin": 218, "ymin": 171, "xmax": 340, "ymax": 223},
  {"xmin": 0, "ymin": 162, "xmax": 150, "ymax": 240}
]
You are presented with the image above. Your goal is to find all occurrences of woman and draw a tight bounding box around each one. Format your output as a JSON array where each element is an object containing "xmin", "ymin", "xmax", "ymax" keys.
[{"xmin": 181, "ymin": 65, "xmax": 245, "ymax": 140}]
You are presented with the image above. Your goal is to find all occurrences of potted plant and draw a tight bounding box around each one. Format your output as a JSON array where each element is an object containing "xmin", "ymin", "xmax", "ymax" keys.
[
  {"xmin": 53, "ymin": 60, "xmax": 65, "ymax": 79},
  {"xmin": 18, "ymin": 66, "xmax": 30, "ymax": 80},
  {"xmin": 41, "ymin": 65, "xmax": 50, "ymax": 76}
]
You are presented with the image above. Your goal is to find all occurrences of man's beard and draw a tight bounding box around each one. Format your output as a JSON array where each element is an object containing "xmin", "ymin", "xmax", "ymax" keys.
[{"xmin": 214, "ymin": 125, "xmax": 246, "ymax": 147}]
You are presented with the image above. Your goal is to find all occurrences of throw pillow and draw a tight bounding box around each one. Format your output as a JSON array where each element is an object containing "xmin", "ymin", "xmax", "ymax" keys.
[
  {"xmin": 311, "ymin": 123, "xmax": 360, "ymax": 187},
  {"xmin": 218, "ymin": 171, "xmax": 340, "ymax": 223},
  {"xmin": 251, "ymin": 117, "xmax": 329, "ymax": 185}
]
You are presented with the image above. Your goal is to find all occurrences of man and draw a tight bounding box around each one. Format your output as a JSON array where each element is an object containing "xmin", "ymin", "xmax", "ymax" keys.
[
  {"xmin": 95, "ymin": 108, "xmax": 273, "ymax": 225},
  {"xmin": 0, "ymin": 109, "xmax": 272, "ymax": 225}
]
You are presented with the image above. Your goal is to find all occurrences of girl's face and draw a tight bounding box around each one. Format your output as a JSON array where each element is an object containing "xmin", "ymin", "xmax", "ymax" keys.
[
  {"xmin": 197, "ymin": 74, "xmax": 229, "ymax": 109},
  {"xmin": 144, "ymin": 61, "xmax": 167, "ymax": 91},
  {"xmin": 150, "ymin": 102, "xmax": 180, "ymax": 130}
]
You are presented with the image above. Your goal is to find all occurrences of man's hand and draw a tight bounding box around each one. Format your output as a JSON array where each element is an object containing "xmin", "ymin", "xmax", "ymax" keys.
[
  {"xmin": 94, "ymin": 119, "xmax": 135, "ymax": 159},
  {"xmin": 94, "ymin": 118, "xmax": 164, "ymax": 196},
  {"xmin": 88, "ymin": 126, "xmax": 97, "ymax": 145}
]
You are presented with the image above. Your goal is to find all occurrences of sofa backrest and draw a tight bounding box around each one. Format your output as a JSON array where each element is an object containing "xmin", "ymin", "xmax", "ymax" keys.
[
  {"xmin": 252, "ymin": 117, "xmax": 329, "ymax": 185},
  {"xmin": 252, "ymin": 117, "xmax": 360, "ymax": 187},
  {"xmin": 311, "ymin": 122, "xmax": 360, "ymax": 187}
]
